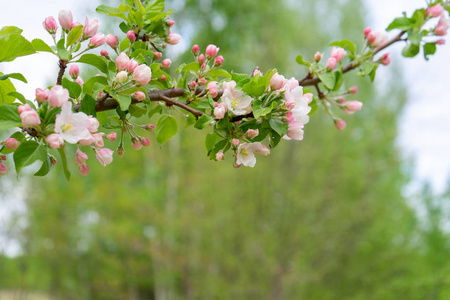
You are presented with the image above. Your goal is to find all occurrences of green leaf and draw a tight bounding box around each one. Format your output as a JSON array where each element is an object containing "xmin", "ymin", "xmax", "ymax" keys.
[
  {"xmin": 0, "ymin": 131, "xmax": 25, "ymax": 154},
  {"xmin": 110, "ymin": 90, "xmax": 132, "ymax": 111},
  {"xmin": 7, "ymin": 92, "xmax": 26, "ymax": 104},
  {"xmin": 82, "ymin": 76, "xmax": 108, "ymax": 95},
  {"xmin": 96, "ymin": 111, "xmax": 109, "ymax": 125},
  {"xmin": 129, "ymin": 105, "xmax": 147, "ymax": 118},
  {"xmin": 0, "ymin": 75, "xmax": 17, "ymax": 105},
  {"xmin": 296, "ymin": 54, "xmax": 311, "ymax": 67},
  {"xmin": 13, "ymin": 141, "xmax": 47, "ymax": 174},
  {"xmin": 182, "ymin": 62, "xmax": 200, "ymax": 73},
  {"xmin": 209, "ymin": 69, "xmax": 232, "ymax": 78},
  {"xmin": 0, "ymin": 26, "xmax": 23, "ymax": 38},
  {"xmin": 0, "ymin": 73, "xmax": 27, "ymax": 83},
  {"xmin": 120, "ymin": 37, "xmax": 131, "ymax": 52},
  {"xmin": 66, "ymin": 25, "xmax": 83, "ymax": 47},
  {"xmin": 369, "ymin": 64, "xmax": 379, "ymax": 82},
  {"xmin": 185, "ymin": 114, "xmax": 196, "ymax": 128},
  {"xmin": 96, "ymin": 5, "xmax": 127, "ymax": 20},
  {"xmin": 423, "ymin": 43, "xmax": 437, "ymax": 61},
  {"xmin": 269, "ymin": 118, "xmax": 288, "ymax": 137},
  {"xmin": 386, "ymin": 16, "xmax": 411, "ymax": 31},
  {"xmin": 62, "ymin": 77, "xmax": 82, "ymax": 99},
  {"xmin": 0, "ymin": 32, "xmax": 35, "ymax": 62},
  {"xmin": 80, "ymin": 94, "xmax": 97, "ymax": 117},
  {"xmin": 58, "ymin": 147, "xmax": 71, "ymax": 181},
  {"xmin": 56, "ymin": 38, "xmax": 71, "ymax": 60},
  {"xmin": 148, "ymin": 104, "xmax": 163, "ymax": 119},
  {"xmin": 318, "ymin": 72, "xmax": 336, "ymax": 90},
  {"xmin": 360, "ymin": 62, "xmax": 375, "ymax": 76},
  {"xmin": 401, "ymin": 43, "xmax": 420, "ymax": 58},
  {"xmin": 333, "ymin": 71, "xmax": 343, "ymax": 91},
  {"xmin": 156, "ymin": 115, "xmax": 178, "ymax": 145},
  {"xmin": 31, "ymin": 38, "xmax": 54, "ymax": 53},
  {"xmin": 329, "ymin": 39, "xmax": 356, "ymax": 54},
  {"xmin": 231, "ymin": 73, "xmax": 251, "ymax": 83},
  {"xmin": 208, "ymin": 139, "xmax": 227, "ymax": 160},
  {"xmin": 205, "ymin": 132, "xmax": 219, "ymax": 151},
  {"xmin": 242, "ymin": 81, "xmax": 265, "ymax": 97},
  {"xmin": 34, "ymin": 156, "xmax": 52, "ymax": 177},
  {"xmin": 194, "ymin": 114, "xmax": 214, "ymax": 130},
  {"xmin": 76, "ymin": 54, "xmax": 108, "ymax": 73},
  {"xmin": 144, "ymin": 0, "xmax": 165, "ymax": 19}
]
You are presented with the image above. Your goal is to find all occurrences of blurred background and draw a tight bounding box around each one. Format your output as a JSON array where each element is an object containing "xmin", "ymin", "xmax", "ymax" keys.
[{"xmin": 1, "ymin": 0, "xmax": 450, "ymax": 299}]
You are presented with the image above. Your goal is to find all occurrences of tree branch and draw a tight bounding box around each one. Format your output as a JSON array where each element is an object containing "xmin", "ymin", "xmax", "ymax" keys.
[{"xmin": 56, "ymin": 59, "xmax": 67, "ymax": 86}]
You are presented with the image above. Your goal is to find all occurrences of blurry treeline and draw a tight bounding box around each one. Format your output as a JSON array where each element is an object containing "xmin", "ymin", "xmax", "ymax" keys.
[{"xmin": 1, "ymin": 0, "xmax": 450, "ymax": 299}]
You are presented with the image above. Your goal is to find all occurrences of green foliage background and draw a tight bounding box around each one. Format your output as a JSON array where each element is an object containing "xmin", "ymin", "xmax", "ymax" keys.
[{"xmin": 1, "ymin": 0, "xmax": 450, "ymax": 299}]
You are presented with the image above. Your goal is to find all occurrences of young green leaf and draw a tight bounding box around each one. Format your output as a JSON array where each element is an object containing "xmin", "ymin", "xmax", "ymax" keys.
[
  {"xmin": 156, "ymin": 115, "xmax": 178, "ymax": 145},
  {"xmin": 13, "ymin": 141, "xmax": 47, "ymax": 174},
  {"xmin": 194, "ymin": 114, "xmax": 214, "ymax": 130}
]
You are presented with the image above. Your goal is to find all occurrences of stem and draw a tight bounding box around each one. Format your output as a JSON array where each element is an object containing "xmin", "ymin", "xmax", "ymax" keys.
[{"xmin": 56, "ymin": 59, "xmax": 67, "ymax": 85}]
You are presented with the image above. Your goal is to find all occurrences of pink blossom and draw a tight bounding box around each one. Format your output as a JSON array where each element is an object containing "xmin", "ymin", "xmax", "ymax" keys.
[
  {"xmin": 78, "ymin": 135, "xmax": 95, "ymax": 146},
  {"xmin": 142, "ymin": 138, "xmax": 151, "ymax": 147},
  {"xmin": 105, "ymin": 34, "xmax": 118, "ymax": 48},
  {"xmin": 0, "ymin": 154, "xmax": 6, "ymax": 161},
  {"xmin": 236, "ymin": 142, "xmax": 270, "ymax": 167},
  {"xmin": 132, "ymin": 140, "xmax": 143, "ymax": 150},
  {"xmin": 331, "ymin": 47, "xmax": 346, "ymax": 62},
  {"xmin": 270, "ymin": 73, "xmax": 285, "ymax": 90},
  {"xmin": 166, "ymin": 33, "xmax": 181, "ymax": 45},
  {"xmin": 69, "ymin": 64, "xmax": 79, "ymax": 79},
  {"xmin": 367, "ymin": 33, "xmax": 377, "ymax": 44},
  {"xmin": 92, "ymin": 133, "xmax": 104, "ymax": 148},
  {"xmin": 87, "ymin": 116, "xmax": 99, "ymax": 133},
  {"xmin": 192, "ymin": 45, "xmax": 200, "ymax": 55},
  {"xmin": 232, "ymin": 139, "xmax": 240, "ymax": 147},
  {"xmin": 160, "ymin": 75, "xmax": 166, "ymax": 81},
  {"xmin": 348, "ymin": 86, "xmax": 358, "ymax": 94},
  {"xmin": 83, "ymin": 17, "xmax": 100, "ymax": 38},
  {"xmin": 167, "ymin": 20, "xmax": 175, "ymax": 27},
  {"xmin": 116, "ymin": 52, "xmax": 130, "ymax": 70},
  {"xmin": 161, "ymin": 58, "xmax": 172, "ymax": 69},
  {"xmin": 436, "ymin": 15, "xmax": 450, "ymax": 36},
  {"xmin": 222, "ymin": 81, "xmax": 253, "ymax": 115},
  {"xmin": 214, "ymin": 103, "xmax": 227, "ymax": 119},
  {"xmin": 198, "ymin": 78, "xmax": 206, "ymax": 86},
  {"xmin": 215, "ymin": 55, "xmax": 224, "ymax": 66},
  {"xmin": 89, "ymin": 33, "xmax": 106, "ymax": 48},
  {"xmin": 344, "ymin": 101, "xmax": 363, "ymax": 114},
  {"xmin": 127, "ymin": 30, "xmax": 136, "ymax": 42},
  {"xmin": 20, "ymin": 109, "xmax": 41, "ymax": 127},
  {"xmin": 35, "ymin": 88, "xmax": 49, "ymax": 103},
  {"xmin": 246, "ymin": 129, "xmax": 259, "ymax": 139},
  {"xmin": 46, "ymin": 134, "xmax": 64, "ymax": 149},
  {"xmin": 314, "ymin": 52, "xmax": 322, "ymax": 62},
  {"xmin": 327, "ymin": 57, "xmax": 337, "ymax": 70},
  {"xmin": 216, "ymin": 151, "xmax": 224, "ymax": 161},
  {"xmin": 426, "ymin": 4, "xmax": 444, "ymax": 18},
  {"xmin": 95, "ymin": 148, "xmax": 114, "ymax": 166},
  {"xmin": 106, "ymin": 132, "xmax": 117, "ymax": 142},
  {"xmin": 372, "ymin": 32, "xmax": 389, "ymax": 47},
  {"xmin": 18, "ymin": 104, "xmax": 32, "ymax": 114},
  {"xmin": 126, "ymin": 59, "xmax": 139, "ymax": 72},
  {"xmin": 285, "ymin": 121, "xmax": 304, "ymax": 140},
  {"xmin": 116, "ymin": 71, "xmax": 128, "ymax": 83},
  {"xmin": 58, "ymin": 10, "xmax": 73, "ymax": 31},
  {"xmin": 71, "ymin": 22, "xmax": 81, "ymax": 29},
  {"xmin": 189, "ymin": 81, "xmax": 197, "ymax": 90},
  {"xmin": 48, "ymin": 85, "xmax": 69, "ymax": 107},
  {"xmin": 101, "ymin": 50, "xmax": 109, "ymax": 57},
  {"xmin": 380, "ymin": 53, "xmax": 391, "ymax": 66},
  {"xmin": 75, "ymin": 151, "xmax": 88, "ymax": 166},
  {"xmin": 154, "ymin": 52, "xmax": 163, "ymax": 60},
  {"xmin": 134, "ymin": 91, "xmax": 146, "ymax": 102},
  {"xmin": 0, "ymin": 163, "xmax": 7, "ymax": 175},
  {"xmin": 363, "ymin": 26, "xmax": 372, "ymax": 37},
  {"xmin": 43, "ymin": 17, "xmax": 58, "ymax": 34},
  {"xmin": 334, "ymin": 119, "xmax": 347, "ymax": 130},
  {"xmin": 117, "ymin": 148, "xmax": 125, "ymax": 157},
  {"xmin": 198, "ymin": 54, "xmax": 205, "ymax": 64},
  {"xmin": 76, "ymin": 76, "xmax": 84, "ymax": 86},
  {"xmin": 206, "ymin": 44, "xmax": 220, "ymax": 58},
  {"xmin": 207, "ymin": 81, "xmax": 219, "ymax": 97},
  {"xmin": 303, "ymin": 93, "xmax": 313, "ymax": 104},
  {"xmin": 4, "ymin": 138, "xmax": 20, "ymax": 150},
  {"xmin": 79, "ymin": 164, "xmax": 89, "ymax": 176},
  {"xmin": 436, "ymin": 39, "xmax": 446, "ymax": 45},
  {"xmin": 132, "ymin": 65, "xmax": 152, "ymax": 86},
  {"xmin": 282, "ymin": 77, "xmax": 300, "ymax": 92},
  {"xmin": 55, "ymin": 102, "xmax": 92, "ymax": 144}
]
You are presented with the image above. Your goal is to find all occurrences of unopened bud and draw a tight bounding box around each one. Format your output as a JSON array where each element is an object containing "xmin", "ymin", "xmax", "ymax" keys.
[
  {"xmin": 348, "ymin": 86, "xmax": 358, "ymax": 94},
  {"xmin": 127, "ymin": 30, "xmax": 136, "ymax": 42},
  {"xmin": 154, "ymin": 52, "xmax": 163, "ymax": 60},
  {"xmin": 314, "ymin": 51, "xmax": 322, "ymax": 62},
  {"xmin": 334, "ymin": 119, "xmax": 347, "ymax": 130},
  {"xmin": 106, "ymin": 132, "xmax": 117, "ymax": 142},
  {"xmin": 198, "ymin": 54, "xmax": 205, "ymax": 64},
  {"xmin": 216, "ymin": 151, "xmax": 224, "ymax": 161},
  {"xmin": 232, "ymin": 139, "xmax": 240, "ymax": 147},
  {"xmin": 192, "ymin": 44, "xmax": 200, "ymax": 55},
  {"xmin": 142, "ymin": 138, "xmax": 151, "ymax": 147},
  {"xmin": 363, "ymin": 26, "xmax": 372, "ymax": 37},
  {"xmin": 189, "ymin": 81, "xmax": 197, "ymax": 90},
  {"xmin": 100, "ymin": 50, "xmax": 109, "ymax": 57}
]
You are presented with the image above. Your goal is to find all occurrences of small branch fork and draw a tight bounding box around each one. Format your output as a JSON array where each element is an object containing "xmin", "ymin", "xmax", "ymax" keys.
[{"xmin": 74, "ymin": 31, "xmax": 406, "ymax": 120}]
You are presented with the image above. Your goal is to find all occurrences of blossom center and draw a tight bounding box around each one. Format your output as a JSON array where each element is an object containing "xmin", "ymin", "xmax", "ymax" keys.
[
  {"xmin": 240, "ymin": 148, "xmax": 249, "ymax": 157},
  {"xmin": 61, "ymin": 123, "xmax": 73, "ymax": 132},
  {"xmin": 231, "ymin": 96, "xmax": 240, "ymax": 109}
]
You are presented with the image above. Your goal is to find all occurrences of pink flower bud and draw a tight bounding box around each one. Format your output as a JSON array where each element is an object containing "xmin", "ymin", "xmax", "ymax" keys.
[
  {"xmin": 49, "ymin": 155, "xmax": 57, "ymax": 166},
  {"xmin": 192, "ymin": 44, "xmax": 200, "ymax": 55},
  {"xmin": 133, "ymin": 65, "xmax": 152, "ymax": 86},
  {"xmin": 115, "ymin": 52, "xmax": 130, "ymax": 71},
  {"xmin": 147, "ymin": 124, "xmax": 156, "ymax": 132},
  {"xmin": 89, "ymin": 33, "xmax": 106, "ymax": 48},
  {"xmin": 132, "ymin": 140, "xmax": 143, "ymax": 150},
  {"xmin": 189, "ymin": 81, "xmax": 197, "ymax": 90},
  {"xmin": 58, "ymin": 10, "xmax": 73, "ymax": 31},
  {"xmin": 436, "ymin": 39, "xmax": 446, "ymax": 45},
  {"xmin": 93, "ymin": 133, "xmax": 105, "ymax": 148},
  {"xmin": 95, "ymin": 148, "xmax": 114, "ymax": 166},
  {"xmin": 372, "ymin": 32, "xmax": 389, "ymax": 47},
  {"xmin": 270, "ymin": 73, "xmax": 285, "ymax": 90},
  {"xmin": 76, "ymin": 76, "xmax": 84, "ymax": 86},
  {"xmin": 83, "ymin": 17, "xmax": 100, "ymax": 38},
  {"xmin": 303, "ymin": 93, "xmax": 313, "ymax": 104},
  {"xmin": 167, "ymin": 33, "xmax": 181, "ymax": 45},
  {"xmin": 206, "ymin": 44, "xmax": 220, "ymax": 58},
  {"xmin": 337, "ymin": 96, "xmax": 345, "ymax": 104},
  {"xmin": 0, "ymin": 154, "xmax": 6, "ymax": 161},
  {"xmin": 314, "ymin": 51, "xmax": 322, "ymax": 62},
  {"xmin": 116, "ymin": 71, "xmax": 128, "ymax": 83},
  {"xmin": 232, "ymin": 139, "xmax": 240, "ymax": 147},
  {"xmin": 105, "ymin": 34, "xmax": 118, "ymax": 48},
  {"xmin": 167, "ymin": 20, "xmax": 175, "ymax": 27},
  {"xmin": 363, "ymin": 26, "xmax": 372, "ymax": 37},
  {"xmin": 426, "ymin": 4, "xmax": 444, "ymax": 18},
  {"xmin": 161, "ymin": 58, "xmax": 172, "ymax": 69},
  {"xmin": 367, "ymin": 33, "xmax": 377, "ymax": 44},
  {"xmin": 216, "ymin": 151, "xmax": 224, "ymax": 161},
  {"xmin": 201, "ymin": 63, "xmax": 206, "ymax": 70},
  {"xmin": 214, "ymin": 55, "xmax": 224, "ymax": 66},
  {"xmin": 233, "ymin": 163, "xmax": 241, "ymax": 169},
  {"xmin": 330, "ymin": 47, "xmax": 346, "ymax": 62},
  {"xmin": 35, "ymin": 88, "xmax": 49, "ymax": 103},
  {"xmin": 344, "ymin": 101, "xmax": 363, "ymax": 114},
  {"xmin": 74, "ymin": 151, "xmax": 88, "ymax": 166},
  {"xmin": 46, "ymin": 134, "xmax": 64, "ymax": 149},
  {"xmin": 141, "ymin": 138, "xmax": 150, "ymax": 147},
  {"xmin": 134, "ymin": 91, "xmax": 146, "ymax": 102},
  {"xmin": 334, "ymin": 119, "xmax": 347, "ymax": 130},
  {"xmin": 43, "ymin": 16, "xmax": 58, "ymax": 34},
  {"xmin": 71, "ymin": 22, "xmax": 81, "ymax": 29},
  {"xmin": 160, "ymin": 75, "xmax": 166, "ymax": 81},
  {"xmin": 326, "ymin": 57, "xmax": 337, "ymax": 70},
  {"xmin": 106, "ymin": 132, "xmax": 117, "ymax": 142},
  {"xmin": 18, "ymin": 104, "xmax": 32, "ymax": 114},
  {"xmin": 126, "ymin": 59, "xmax": 139, "ymax": 73},
  {"xmin": 48, "ymin": 85, "xmax": 69, "ymax": 107},
  {"xmin": 197, "ymin": 54, "xmax": 205, "ymax": 64},
  {"xmin": 154, "ymin": 52, "xmax": 163, "ymax": 60},
  {"xmin": 207, "ymin": 81, "xmax": 219, "ymax": 91},
  {"xmin": 4, "ymin": 138, "xmax": 20, "ymax": 150},
  {"xmin": 214, "ymin": 103, "xmax": 227, "ymax": 119},
  {"xmin": 69, "ymin": 64, "xmax": 79, "ymax": 79},
  {"xmin": 380, "ymin": 53, "xmax": 391, "ymax": 66},
  {"xmin": 348, "ymin": 86, "xmax": 358, "ymax": 94},
  {"xmin": 127, "ymin": 30, "xmax": 136, "ymax": 42},
  {"xmin": 101, "ymin": 50, "xmax": 109, "ymax": 57},
  {"xmin": 246, "ymin": 129, "xmax": 259, "ymax": 139},
  {"xmin": 78, "ymin": 164, "xmax": 89, "ymax": 176},
  {"xmin": 0, "ymin": 163, "xmax": 8, "ymax": 175},
  {"xmin": 198, "ymin": 78, "xmax": 206, "ymax": 86}
]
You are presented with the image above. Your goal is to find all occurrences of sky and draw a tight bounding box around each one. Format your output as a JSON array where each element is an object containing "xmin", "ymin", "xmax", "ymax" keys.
[{"xmin": 0, "ymin": 0, "xmax": 449, "ymax": 254}]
